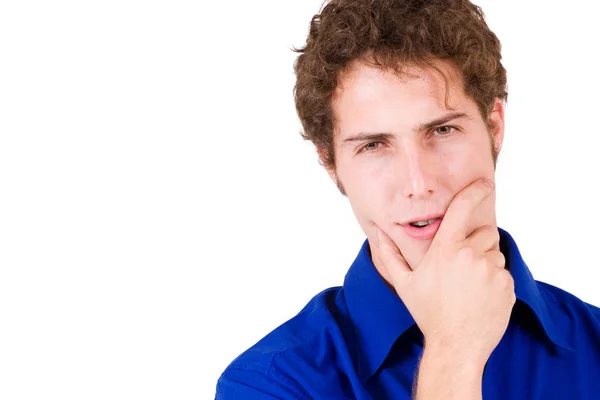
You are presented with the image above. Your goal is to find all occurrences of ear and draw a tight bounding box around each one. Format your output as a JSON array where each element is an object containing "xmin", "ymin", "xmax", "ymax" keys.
[{"xmin": 488, "ymin": 98, "xmax": 505, "ymax": 156}]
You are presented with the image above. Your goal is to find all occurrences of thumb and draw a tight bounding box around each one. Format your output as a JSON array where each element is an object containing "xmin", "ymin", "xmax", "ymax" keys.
[{"xmin": 373, "ymin": 224, "xmax": 412, "ymax": 292}]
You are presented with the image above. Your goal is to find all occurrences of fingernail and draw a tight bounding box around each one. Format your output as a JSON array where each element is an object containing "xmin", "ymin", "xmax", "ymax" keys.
[{"xmin": 483, "ymin": 178, "xmax": 495, "ymax": 189}]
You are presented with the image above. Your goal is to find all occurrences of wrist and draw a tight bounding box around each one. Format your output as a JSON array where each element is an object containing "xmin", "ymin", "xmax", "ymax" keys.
[{"xmin": 422, "ymin": 339, "xmax": 488, "ymax": 373}]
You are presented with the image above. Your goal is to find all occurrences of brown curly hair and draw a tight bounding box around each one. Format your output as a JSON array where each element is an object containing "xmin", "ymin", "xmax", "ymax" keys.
[{"xmin": 293, "ymin": 0, "xmax": 508, "ymax": 172}]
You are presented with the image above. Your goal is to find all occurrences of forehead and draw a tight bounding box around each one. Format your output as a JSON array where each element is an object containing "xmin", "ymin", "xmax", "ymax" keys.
[{"xmin": 332, "ymin": 59, "xmax": 471, "ymax": 135}]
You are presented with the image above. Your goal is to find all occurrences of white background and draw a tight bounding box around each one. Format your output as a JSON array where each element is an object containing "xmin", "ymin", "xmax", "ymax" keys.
[{"xmin": 0, "ymin": 0, "xmax": 598, "ymax": 399}]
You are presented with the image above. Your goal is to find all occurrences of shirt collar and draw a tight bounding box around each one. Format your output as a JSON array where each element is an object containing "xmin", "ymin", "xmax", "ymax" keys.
[
  {"xmin": 343, "ymin": 226, "xmax": 573, "ymax": 383},
  {"xmin": 498, "ymin": 227, "xmax": 573, "ymax": 353},
  {"xmin": 343, "ymin": 238, "xmax": 416, "ymax": 383}
]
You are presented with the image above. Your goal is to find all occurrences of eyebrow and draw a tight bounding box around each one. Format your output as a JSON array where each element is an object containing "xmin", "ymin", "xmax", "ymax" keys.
[
  {"xmin": 341, "ymin": 112, "xmax": 470, "ymax": 144},
  {"xmin": 418, "ymin": 112, "xmax": 469, "ymax": 132}
]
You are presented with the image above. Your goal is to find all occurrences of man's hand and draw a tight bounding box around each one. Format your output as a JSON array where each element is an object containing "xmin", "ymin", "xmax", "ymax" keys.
[{"xmin": 373, "ymin": 177, "xmax": 516, "ymax": 367}]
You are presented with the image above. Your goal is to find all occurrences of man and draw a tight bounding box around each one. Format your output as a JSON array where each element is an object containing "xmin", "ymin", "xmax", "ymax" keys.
[{"xmin": 216, "ymin": 0, "xmax": 600, "ymax": 398}]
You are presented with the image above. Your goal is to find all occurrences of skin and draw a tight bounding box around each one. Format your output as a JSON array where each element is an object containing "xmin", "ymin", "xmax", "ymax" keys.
[{"xmin": 324, "ymin": 58, "xmax": 505, "ymax": 282}]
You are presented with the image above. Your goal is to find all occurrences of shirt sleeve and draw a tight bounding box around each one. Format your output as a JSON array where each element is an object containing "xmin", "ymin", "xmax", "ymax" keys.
[{"xmin": 215, "ymin": 368, "xmax": 308, "ymax": 400}]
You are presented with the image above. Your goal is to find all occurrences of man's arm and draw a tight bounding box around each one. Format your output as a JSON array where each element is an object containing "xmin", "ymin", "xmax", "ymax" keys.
[{"xmin": 413, "ymin": 344, "xmax": 485, "ymax": 400}]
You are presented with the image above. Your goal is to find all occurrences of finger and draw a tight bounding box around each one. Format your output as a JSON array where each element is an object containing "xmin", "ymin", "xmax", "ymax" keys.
[
  {"xmin": 485, "ymin": 249, "xmax": 506, "ymax": 269},
  {"xmin": 372, "ymin": 224, "xmax": 412, "ymax": 290},
  {"xmin": 466, "ymin": 224, "xmax": 500, "ymax": 252},
  {"xmin": 434, "ymin": 177, "xmax": 495, "ymax": 245}
]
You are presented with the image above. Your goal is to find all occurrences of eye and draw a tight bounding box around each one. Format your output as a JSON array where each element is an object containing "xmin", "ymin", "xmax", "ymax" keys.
[
  {"xmin": 358, "ymin": 141, "xmax": 384, "ymax": 153},
  {"xmin": 432, "ymin": 126, "xmax": 456, "ymax": 136}
]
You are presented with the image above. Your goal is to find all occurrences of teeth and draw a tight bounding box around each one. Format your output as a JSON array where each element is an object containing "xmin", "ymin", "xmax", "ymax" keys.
[{"xmin": 410, "ymin": 218, "xmax": 437, "ymax": 227}]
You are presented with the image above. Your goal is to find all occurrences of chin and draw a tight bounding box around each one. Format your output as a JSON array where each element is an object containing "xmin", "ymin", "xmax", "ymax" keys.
[{"xmin": 399, "ymin": 236, "xmax": 433, "ymax": 269}]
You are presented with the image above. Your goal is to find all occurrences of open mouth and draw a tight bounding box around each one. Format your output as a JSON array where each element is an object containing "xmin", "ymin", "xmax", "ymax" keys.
[
  {"xmin": 409, "ymin": 218, "xmax": 440, "ymax": 228},
  {"xmin": 403, "ymin": 217, "xmax": 443, "ymax": 240}
]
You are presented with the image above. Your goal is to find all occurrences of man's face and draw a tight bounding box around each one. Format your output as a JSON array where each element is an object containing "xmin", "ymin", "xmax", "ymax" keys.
[{"xmin": 328, "ymin": 59, "xmax": 504, "ymax": 273}]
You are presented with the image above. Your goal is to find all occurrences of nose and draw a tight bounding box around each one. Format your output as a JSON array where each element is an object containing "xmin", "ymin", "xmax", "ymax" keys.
[{"xmin": 399, "ymin": 146, "xmax": 437, "ymax": 200}]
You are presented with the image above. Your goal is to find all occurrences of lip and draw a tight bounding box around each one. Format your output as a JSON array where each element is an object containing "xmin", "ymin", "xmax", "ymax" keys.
[{"xmin": 400, "ymin": 214, "xmax": 445, "ymax": 240}]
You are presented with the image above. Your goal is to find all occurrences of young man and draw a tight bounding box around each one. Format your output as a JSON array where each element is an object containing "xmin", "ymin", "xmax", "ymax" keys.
[{"xmin": 216, "ymin": 0, "xmax": 600, "ymax": 398}]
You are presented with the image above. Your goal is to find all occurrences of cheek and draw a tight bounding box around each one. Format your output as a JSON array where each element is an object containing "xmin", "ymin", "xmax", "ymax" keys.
[
  {"xmin": 440, "ymin": 139, "xmax": 492, "ymax": 186},
  {"xmin": 343, "ymin": 161, "xmax": 393, "ymax": 217}
]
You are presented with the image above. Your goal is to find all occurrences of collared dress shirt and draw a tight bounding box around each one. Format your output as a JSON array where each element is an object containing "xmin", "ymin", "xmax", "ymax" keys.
[{"xmin": 216, "ymin": 228, "xmax": 600, "ymax": 399}]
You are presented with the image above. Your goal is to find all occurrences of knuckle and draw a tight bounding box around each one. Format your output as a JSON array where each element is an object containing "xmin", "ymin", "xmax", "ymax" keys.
[
  {"xmin": 498, "ymin": 269, "xmax": 514, "ymax": 289},
  {"xmin": 489, "ymin": 228, "xmax": 500, "ymax": 243},
  {"xmin": 485, "ymin": 249, "xmax": 504, "ymax": 268},
  {"xmin": 494, "ymin": 251, "xmax": 506, "ymax": 267},
  {"xmin": 482, "ymin": 225, "xmax": 500, "ymax": 243}
]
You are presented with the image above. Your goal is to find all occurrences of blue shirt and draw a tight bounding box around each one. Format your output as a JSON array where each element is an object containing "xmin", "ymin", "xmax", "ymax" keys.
[{"xmin": 216, "ymin": 228, "xmax": 600, "ymax": 399}]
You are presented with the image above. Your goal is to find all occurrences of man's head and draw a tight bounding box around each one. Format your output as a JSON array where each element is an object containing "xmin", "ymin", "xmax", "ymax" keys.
[{"xmin": 293, "ymin": 0, "xmax": 507, "ymax": 271}]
